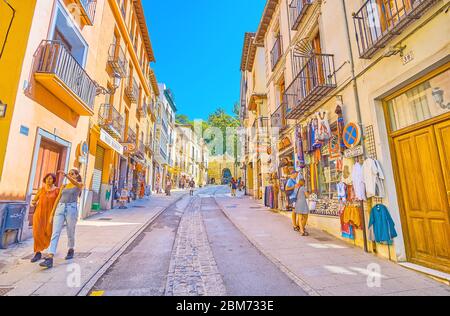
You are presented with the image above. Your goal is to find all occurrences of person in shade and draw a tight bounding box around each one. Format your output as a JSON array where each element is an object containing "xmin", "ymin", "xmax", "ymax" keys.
[
  {"xmin": 230, "ymin": 178, "xmax": 238, "ymax": 197},
  {"xmin": 40, "ymin": 169, "xmax": 84, "ymax": 269},
  {"xmin": 295, "ymin": 179, "xmax": 310, "ymax": 236},
  {"xmin": 29, "ymin": 173, "xmax": 60, "ymax": 263}
]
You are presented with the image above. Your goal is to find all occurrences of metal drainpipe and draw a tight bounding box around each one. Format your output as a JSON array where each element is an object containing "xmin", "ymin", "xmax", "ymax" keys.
[{"xmin": 341, "ymin": 0, "xmax": 369, "ymax": 253}]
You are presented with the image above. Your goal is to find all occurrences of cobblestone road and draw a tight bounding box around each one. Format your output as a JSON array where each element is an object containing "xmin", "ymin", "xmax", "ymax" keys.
[{"xmin": 165, "ymin": 197, "xmax": 227, "ymax": 296}]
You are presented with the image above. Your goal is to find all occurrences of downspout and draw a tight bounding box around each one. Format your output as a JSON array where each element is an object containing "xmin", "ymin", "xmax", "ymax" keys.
[{"xmin": 341, "ymin": 0, "xmax": 369, "ymax": 253}]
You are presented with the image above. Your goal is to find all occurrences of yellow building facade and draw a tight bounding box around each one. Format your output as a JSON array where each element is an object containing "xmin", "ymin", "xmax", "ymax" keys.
[
  {"xmin": 0, "ymin": 0, "xmax": 158, "ymax": 240},
  {"xmin": 241, "ymin": 0, "xmax": 450, "ymax": 275}
]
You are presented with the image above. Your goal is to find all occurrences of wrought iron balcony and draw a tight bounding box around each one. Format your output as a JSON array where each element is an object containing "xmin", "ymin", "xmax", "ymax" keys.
[
  {"xmin": 34, "ymin": 40, "xmax": 97, "ymax": 116},
  {"xmin": 271, "ymin": 102, "xmax": 289, "ymax": 133},
  {"xmin": 353, "ymin": 0, "xmax": 439, "ymax": 59},
  {"xmin": 136, "ymin": 101, "xmax": 147, "ymax": 119},
  {"xmin": 137, "ymin": 139, "xmax": 145, "ymax": 156},
  {"xmin": 75, "ymin": 0, "xmax": 97, "ymax": 25},
  {"xmin": 270, "ymin": 35, "xmax": 283, "ymax": 71},
  {"xmin": 108, "ymin": 44, "xmax": 127, "ymax": 78},
  {"xmin": 289, "ymin": 0, "xmax": 313, "ymax": 30},
  {"xmin": 125, "ymin": 78, "xmax": 139, "ymax": 103},
  {"xmin": 125, "ymin": 127, "xmax": 136, "ymax": 144},
  {"xmin": 98, "ymin": 104, "xmax": 124, "ymax": 140},
  {"xmin": 285, "ymin": 53, "xmax": 336, "ymax": 119}
]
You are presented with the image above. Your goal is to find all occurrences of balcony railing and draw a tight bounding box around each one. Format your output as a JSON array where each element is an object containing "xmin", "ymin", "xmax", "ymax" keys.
[
  {"xmin": 137, "ymin": 102, "xmax": 147, "ymax": 118},
  {"xmin": 271, "ymin": 102, "xmax": 289, "ymax": 133},
  {"xmin": 125, "ymin": 78, "xmax": 139, "ymax": 103},
  {"xmin": 353, "ymin": 0, "xmax": 439, "ymax": 59},
  {"xmin": 138, "ymin": 139, "xmax": 145, "ymax": 156},
  {"xmin": 284, "ymin": 53, "xmax": 336, "ymax": 119},
  {"xmin": 98, "ymin": 104, "xmax": 124, "ymax": 140},
  {"xmin": 76, "ymin": 0, "xmax": 97, "ymax": 25},
  {"xmin": 289, "ymin": 0, "xmax": 313, "ymax": 30},
  {"xmin": 125, "ymin": 127, "xmax": 136, "ymax": 144},
  {"xmin": 108, "ymin": 44, "xmax": 127, "ymax": 78},
  {"xmin": 270, "ymin": 35, "xmax": 283, "ymax": 71},
  {"xmin": 34, "ymin": 40, "xmax": 97, "ymax": 115}
]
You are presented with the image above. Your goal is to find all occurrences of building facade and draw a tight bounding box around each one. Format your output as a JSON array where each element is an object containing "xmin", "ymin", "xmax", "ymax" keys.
[
  {"xmin": 240, "ymin": 0, "xmax": 449, "ymax": 274},
  {"xmin": 0, "ymin": 0, "xmax": 158, "ymax": 241}
]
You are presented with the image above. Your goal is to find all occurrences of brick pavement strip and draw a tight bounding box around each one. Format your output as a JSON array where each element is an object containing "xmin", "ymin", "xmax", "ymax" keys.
[{"xmin": 165, "ymin": 197, "xmax": 227, "ymax": 296}]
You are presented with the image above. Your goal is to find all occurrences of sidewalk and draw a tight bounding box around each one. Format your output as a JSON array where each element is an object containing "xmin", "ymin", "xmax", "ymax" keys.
[
  {"xmin": 215, "ymin": 195, "xmax": 450, "ymax": 296},
  {"xmin": 0, "ymin": 191, "xmax": 187, "ymax": 296}
]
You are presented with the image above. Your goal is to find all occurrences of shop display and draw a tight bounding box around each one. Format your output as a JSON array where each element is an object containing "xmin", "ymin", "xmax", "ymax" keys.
[
  {"xmin": 337, "ymin": 181, "xmax": 347, "ymax": 202},
  {"xmin": 316, "ymin": 111, "xmax": 332, "ymax": 142},
  {"xmin": 351, "ymin": 160, "xmax": 366, "ymax": 201},
  {"xmin": 368, "ymin": 204, "xmax": 398, "ymax": 244},
  {"xmin": 295, "ymin": 125, "xmax": 305, "ymax": 170},
  {"xmin": 264, "ymin": 186, "xmax": 276, "ymax": 209},
  {"xmin": 363, "ymin": 158, "xmax": 385, "ymax": 198},
  {"xmin": 343, "ymin": 204, "xmax": 362, "ymax": 228},
  {"xmin": 335, "ymin": 105, "xmax": 346, "ymax": 151}
]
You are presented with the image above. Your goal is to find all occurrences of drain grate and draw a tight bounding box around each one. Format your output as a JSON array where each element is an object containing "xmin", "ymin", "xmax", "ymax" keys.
[
  {"xmin": 22, "ymin": 254, "xmax": 34, "ymax": 260},
  {"xmin": 98, "ymin": 218, "xmax": 113, "ymax": 221},
  {"xmin": 75, "ymin": 252, "xmax": 92, "ymax": 259},
  {"xmin": 250, "ymin": 207, "xmax": 265, "ymax": 210},
  {"xmin": 314, "ymin": 237, "xmax": 333, "ymax": 242},
  {"xmin": 0, "ymin": 288, "xmax": 14, "ymax": 296},
  {"xmin": 133, "ymin": 206, "xmax": 146, "ymax": 209},
  {"xmin": 226, "ymin": 205, "xmax": 238, "ymax": 209}
]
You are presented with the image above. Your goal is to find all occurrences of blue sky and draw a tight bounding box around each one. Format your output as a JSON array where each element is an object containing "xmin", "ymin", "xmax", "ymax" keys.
[{"xmin": 143, "ymin": 0, "xmax": 265, "ymax": 120}]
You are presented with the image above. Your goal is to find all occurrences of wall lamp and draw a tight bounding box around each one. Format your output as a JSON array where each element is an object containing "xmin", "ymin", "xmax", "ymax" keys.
[
  {"xmin": 0, "ymin": 100, "xmax": 7, "ymax": 118},
  {"xmin": 96, "ymin": 75, "xmax": 122, "ymax": 96}
]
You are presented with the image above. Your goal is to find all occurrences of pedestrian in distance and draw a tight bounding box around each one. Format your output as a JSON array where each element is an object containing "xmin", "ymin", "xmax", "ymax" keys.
[
  {"xmin": 294, "ymin": 179, "xmax": 310, "ymax": 236},
  {"xmin": 231, "ymin": 178, "xmax": 238, "ymax": 197},
  {"xmin": 40, "ymin": 169, "xmax": 84, "ymax": 269},
  {"xmin": 165, "ymin": 176, "xmax": 172, "ymax": 196},
  {"xmin": 29, "ymin": 173, "xmax": 60, "ymax": 263},
  {"xmin": 189, "ymin": 178, "xmax": 195, "ymax": 196}
]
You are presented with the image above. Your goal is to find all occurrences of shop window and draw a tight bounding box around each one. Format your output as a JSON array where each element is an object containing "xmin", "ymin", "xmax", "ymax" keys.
[{"xmin": 388, "ymin": 69, "xmax": 450, "ymax": 131}]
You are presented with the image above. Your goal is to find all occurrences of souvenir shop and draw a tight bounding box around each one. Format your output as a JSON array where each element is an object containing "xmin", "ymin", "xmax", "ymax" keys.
[{"xmin": 281, "ymin": 103, "xmax": 399, "ymax": 257}]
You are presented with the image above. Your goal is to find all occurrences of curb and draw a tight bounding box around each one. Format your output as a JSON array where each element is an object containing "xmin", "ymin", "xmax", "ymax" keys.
[
  {"xmin": 213, "ymin": 196, "xmax": 321, "ymax": 297},
  {"xmin": 76, "ymin": 193, "xmax": 188, "ymax": 296}
]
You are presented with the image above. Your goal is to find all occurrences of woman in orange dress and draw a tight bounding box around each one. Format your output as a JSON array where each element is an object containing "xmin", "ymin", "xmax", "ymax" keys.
[{"xmin": 29, "ymin": 173, "xmax": 60, "ymax": 263}]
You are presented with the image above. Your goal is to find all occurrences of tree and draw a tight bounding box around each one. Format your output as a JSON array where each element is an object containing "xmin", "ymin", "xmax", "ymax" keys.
[
  {"xmin": 176, "ymin": 114, "xmax": 192, "ymax": 125},
  {"xmin": 206, "ymin": 107, "xmax": 240, "ymax": 157}
]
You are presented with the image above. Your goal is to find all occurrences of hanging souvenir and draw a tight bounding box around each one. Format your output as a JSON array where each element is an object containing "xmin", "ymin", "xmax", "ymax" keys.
[
  {"xmin": 335, "ymin": 105, "xmax": 346, "ymax": 151},
  {"xmin": 295, "ymin": 125, "xmax": 306, "ymax": 170},
  {"xmin": 317, "ymin": 111, "xmax": 332, "ymax": 142},
  {"xmin": 311, "ymin": 118, "xmax": 322, "ymax": 150}
]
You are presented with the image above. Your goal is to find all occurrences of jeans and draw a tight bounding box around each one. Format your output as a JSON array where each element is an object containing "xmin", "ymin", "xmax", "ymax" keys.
[{"xmin": 48, "ymin": 202, "xmax": 78, "ymax": 255}]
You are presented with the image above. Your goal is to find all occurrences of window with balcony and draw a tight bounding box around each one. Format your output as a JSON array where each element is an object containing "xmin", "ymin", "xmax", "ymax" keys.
[
  {"xmin": 270, "ymin": 34, "xmax": 283, "ymax": 71},
  {"xmin": 353, "ymin": 0, "xmax": 439, "ymax": 59},
  {"xmin": 108, "ymin": 32, "xmax": 127, "ymax": 78},
  {"xmin": 76, "ymin": 0, "xmax": 97, "ymax": 25}
]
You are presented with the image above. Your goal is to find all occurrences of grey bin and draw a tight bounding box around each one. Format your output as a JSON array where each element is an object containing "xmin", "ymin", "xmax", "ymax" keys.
[{"xmin": 0, "ymin": 203, "xmax": 27, "ymax": 249}]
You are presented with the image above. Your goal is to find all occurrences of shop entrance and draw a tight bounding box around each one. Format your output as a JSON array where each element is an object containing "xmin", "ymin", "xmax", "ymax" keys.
[
  {"xmin": 29, "ymin": 137, "xmax": 68, "ymax": 226},
  {"xmin": 393, "ymin": 120, "xmax": 450, "ymax": 273},
  {"xmin": 247, "ymin": 163, "xmax": 254, "ymax": 196},
  {"xmin": 91, "ymin": 145, "xmax": 105, "ymax": 209},
  {"xmin": 387, "ymin": 66, "xmax": 450, "ymax": 273}
]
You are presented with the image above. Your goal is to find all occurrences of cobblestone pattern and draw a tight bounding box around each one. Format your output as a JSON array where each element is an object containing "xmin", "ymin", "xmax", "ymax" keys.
[{"xmin": 165, "ymin": 197, "xmax": 227, "ymax": 296}]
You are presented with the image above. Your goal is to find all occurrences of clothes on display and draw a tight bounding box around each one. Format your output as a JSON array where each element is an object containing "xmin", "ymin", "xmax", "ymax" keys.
[
  {"xmin": 311, "ymin": 118, "xmax": 322, "ymax": 150},
  {"xmin": 264, "ymin": 186, "xmax": 276, "ymax": 209},
  {"xmin": 343, "ymin": 204, "xmax": 362, "ymax": 228},
  {"xmin": 351, "ymin": 162, "xmax": 366, "ymax": 201},
  {"xmin": 342, "ymin": 158, "xmax": 354, "ymax": 185},
  {"xmin": 337, "ymin": 182, "xmax": 347, "ymax": 202},
  {"xmin": 363, "ymin": 158, "xmax": 385, "ymax": 198},
  {"xmin": 295, "ymin": 125, "xmax": 306, "ymax": 170},
  {"xmin": 335, "ymin": 105, "xmax": 346, "ymax": 151},
  {"xmin": 369, "ymin": 204, "xmax": 398, "ymax": 243},
  {"xmin": 340, "ymin": 206, "xmax": 355, "ymax": 240},
  {"xmin": 316, "ymin": 111, "xmax": 332, "ymax": 141}
]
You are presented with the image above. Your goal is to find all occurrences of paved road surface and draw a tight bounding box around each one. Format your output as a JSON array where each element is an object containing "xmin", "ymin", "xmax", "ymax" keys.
[{"xmin": 90, "ymin": 186, "xmax": 307, "ymax": 296}]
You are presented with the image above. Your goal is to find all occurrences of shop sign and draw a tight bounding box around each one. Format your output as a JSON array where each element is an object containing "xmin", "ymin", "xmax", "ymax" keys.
[
  {"xmin": 329, "ymin": 134, "xmax": 341, "ymax": 160},
  {"xmin": 100, "ymin": 129, "xmax": 124, "ymax": 155},
  {"xmin": 343, "ymin": 122, "xmax": 362, "ymax": 149},
  {"xmin": 123, "ymin": 143, "xmax": 136, "ymax": 154},
  {"xmin": 344, "ymin": 145, "xmax": 364, "ymax": 158}
]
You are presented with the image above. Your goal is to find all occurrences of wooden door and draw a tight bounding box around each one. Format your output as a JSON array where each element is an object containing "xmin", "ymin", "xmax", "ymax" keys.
[{"xmin": 393, "ymin": 124, "xmax": 450, "ymax": 273}]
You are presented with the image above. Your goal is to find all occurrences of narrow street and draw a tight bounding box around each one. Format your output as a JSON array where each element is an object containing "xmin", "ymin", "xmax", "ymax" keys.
[{"xmin": 90, "ymin": 186, "xmax": 307, "ymax": 296}]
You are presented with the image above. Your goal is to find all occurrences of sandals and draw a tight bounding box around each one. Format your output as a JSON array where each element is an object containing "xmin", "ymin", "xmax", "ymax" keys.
[{"xmin": 293, "ymin": 226, "xmax": 300, "ymax": 232}]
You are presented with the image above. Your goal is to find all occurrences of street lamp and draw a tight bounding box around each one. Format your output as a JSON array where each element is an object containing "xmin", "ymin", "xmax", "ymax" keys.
[
  {"xmin": 96, "ymin": 75, "xmax": 122, "ymax": 96},
  {"xmin": 0, "ymin": 100, "xmax": 7, "ymax": 118}
]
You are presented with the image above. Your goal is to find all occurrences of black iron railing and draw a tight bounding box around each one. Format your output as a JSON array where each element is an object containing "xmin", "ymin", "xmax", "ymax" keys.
[
  {"xmin": 78, "ymin": 0, "xmax": 97, "ymax": 25},
  {"xmin": 284, "ymin": 53, "xmax": 336, "ymax": 119},
  {"xmin": 35, "ymin": 40, "xmax": 97, "ymax": 110},
  {"xmin": 289, "ymin": 0, "xmax": 313, "ymax": 30},
  {"xmin": 353, "ymin": 0, "xmax": 439, "ymax": 59},
  {"xmin": 125, "ymin": 78, "xmax": 139, "ymax": 103},
  {"xmin": 270, "ymin": 35, "xmax": 283, "ymax": 70},
  {"xmin": 125, "ymin": 127, "xmax": 136, "ymax": 144},
  {"xmin": 108, "ymin": 44, "xmax": 127, "ymax": 78},
  {"xmin": 98, "ymin": 104, "xmax": 124, "ymax": 140}
]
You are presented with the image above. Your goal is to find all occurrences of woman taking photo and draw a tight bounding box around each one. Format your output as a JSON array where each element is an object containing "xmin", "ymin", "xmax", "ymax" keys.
[
  {"xmin": 29, "ymin": 173, "xmax": 60, "ymax": 263},
  {"xmin": 40, "ymin": 169, "xmax": 84, "ymax": 269}
]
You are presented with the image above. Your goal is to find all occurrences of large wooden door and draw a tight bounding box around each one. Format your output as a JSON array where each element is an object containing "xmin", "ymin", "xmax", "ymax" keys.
[{"xmin": 393, "ymin": 123, "xmax": 450, "ymax": 273}]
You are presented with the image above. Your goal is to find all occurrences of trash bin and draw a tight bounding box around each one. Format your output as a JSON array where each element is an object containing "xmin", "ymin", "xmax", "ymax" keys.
[{"xmin": 0, "ymin": 203, "xmax": 27, "ymax": 249}]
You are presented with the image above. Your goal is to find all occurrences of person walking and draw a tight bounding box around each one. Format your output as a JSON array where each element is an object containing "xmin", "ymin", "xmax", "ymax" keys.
[
  {"xmin": 165, "ymin": 176, "xmax": 172, "ymax": 196},
  {"xmin": 189, "ymin": 178, "xmax": 195, "ymax": 196},
  {"xmin": 285, "ymin": 170, "xmax": 298, "ymax": 215},
  {"xmin": 237, "ymin": 177, "xmax": 242, "ymax": 192},
  {"xmin": 294, "ymin": 179, "xmax": 310, "ymax": 236},
  {"xmin": 231, "ymin": 178, "xmax": 238, "ymax": 197},
  {"xmin": 29, "ymin": 173, "xmax": 60, "ymax": 263},
  {"xmin": 40, "ymin": 169, "xmax": 84, "ymax": 269}
]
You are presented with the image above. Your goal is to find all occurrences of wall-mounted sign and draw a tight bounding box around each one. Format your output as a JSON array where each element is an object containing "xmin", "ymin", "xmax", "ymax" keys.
[
  {"xmin": 20, "ymin": 125, "xmax": 29, "ymax": 136},
  {"xmin": 343, "ymin": 122, "xmax": 362, "ymax": 149},
  {"xmin": 344, "ymin": 145, "xmax": 364, "ymax": 158},
  {"xmin": 81, "ymin": 141, "xmax": 89, "ymax": 156},
  {"xmin": 100, "ymin": 129, "xmax": 124, "ymax": 155},
  {"xmin": 402, "ymin": 51, "xmax": 414, "ymax": 65}
]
